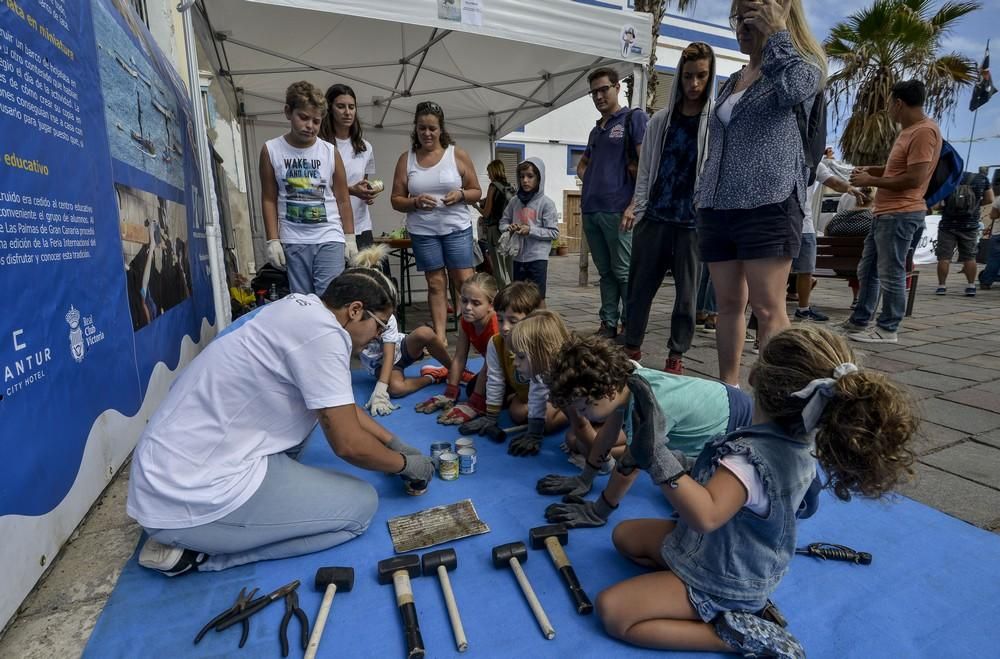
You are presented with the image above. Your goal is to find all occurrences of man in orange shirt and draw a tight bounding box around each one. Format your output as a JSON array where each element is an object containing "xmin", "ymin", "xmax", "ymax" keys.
[{"xmin": 845, "ymin": 80, "xmax": 941, "ymax": 343}]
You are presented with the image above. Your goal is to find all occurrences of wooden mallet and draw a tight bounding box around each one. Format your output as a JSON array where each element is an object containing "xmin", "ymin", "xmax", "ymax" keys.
[
  {"xmin": 530, "ymin": 524, "xmax": 594, "ymax": 615},
  {"xmin": 491, "ymin": 542, "xmax": 555, "ymax": 640},
  {"xmin": 304, "ymin": 566, "xmax": 354, "ymax": 659},
  {"xmin": 421, "ymin": 548, "xmax": 468, "ymax": 652},
  {"xmin": 378, "ymin": 554, "xmax": 425, "ymax": 658}
]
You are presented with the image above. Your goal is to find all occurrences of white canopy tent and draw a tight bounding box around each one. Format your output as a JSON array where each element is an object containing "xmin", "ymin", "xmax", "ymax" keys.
[{"xmin": 191, "ymin": 0, "xmax": 652, "ymax": 265}]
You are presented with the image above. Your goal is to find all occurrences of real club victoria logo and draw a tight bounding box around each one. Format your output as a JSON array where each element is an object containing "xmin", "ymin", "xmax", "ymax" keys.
[{"xmin": 66, "ymin": 305, "xmax": 85, "ymax": 363}]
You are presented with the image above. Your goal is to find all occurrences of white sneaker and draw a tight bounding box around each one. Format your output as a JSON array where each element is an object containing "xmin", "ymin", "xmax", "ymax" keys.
[
  {"xmin": 847, "ymin": 327, "xmax": 898, "ymax": 344},
  {"xmin": 138, "ymin": 537, "xmax": 206, "ymax": 577}
]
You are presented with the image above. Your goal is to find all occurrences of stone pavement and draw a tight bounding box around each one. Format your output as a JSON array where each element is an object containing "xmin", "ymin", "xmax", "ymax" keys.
[{"xmin": 2, "ymin": 257, "xmax": 998, "ymax": 657}]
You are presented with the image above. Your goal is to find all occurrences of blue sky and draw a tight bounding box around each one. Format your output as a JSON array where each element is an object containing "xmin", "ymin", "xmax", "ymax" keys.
[{"xmin": 678, "ymin": 0, "xmax": 1000, "ymax": 170}]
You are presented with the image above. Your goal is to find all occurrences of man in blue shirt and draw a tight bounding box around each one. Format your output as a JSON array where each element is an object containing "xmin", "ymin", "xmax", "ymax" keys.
[{"xmin": 577, "ymin": 67, "xmax": 648, "ymax": 338}]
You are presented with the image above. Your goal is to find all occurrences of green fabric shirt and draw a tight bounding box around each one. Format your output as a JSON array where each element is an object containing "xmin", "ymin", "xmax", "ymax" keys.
[{"xmin": 623, "ymin": 367, "xmax": 730, "ymax": 457}]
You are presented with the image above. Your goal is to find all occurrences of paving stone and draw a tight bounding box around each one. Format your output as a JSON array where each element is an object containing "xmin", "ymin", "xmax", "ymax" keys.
[
  {"xmin": 0, "ymin": 600, "xmax": 105, "ymax": 659},
  {"xmin": 909, "ymin": 342, "xmax": 988, "ymax": 359},
  {"xmin": 878, "ymin": 349, "xmax": 951, "ymax": 367},
  {"xmin": 920, "ymin": 398, "xmax": 1000, "ymax": 434},
  {"xmin": 900, "ymin": 464, "xmax": 1000, "ymax": 528},
  {"xmin": 864, "ymin": 355, "xmax": 919, "ymax": 374},
  {"xmin": 957, "ymin": 354, "xmax": 1000, "ymax": 371},
  {"xmin": 972, "ymin": 380, "xmax": 1000, "ymax": 395},
  {"xmin": 917, "ymin": 362, "xmax": 1000, "ymax": 383},
  {"xmin": 74, "ymin": 469, "xmax": 135, "ymax": 537},
  {"xmin": 974, "ymin": 429, "xmax": 1000, "ymax": 450},
  {"xmin": 904, "ymin": 384, "xmax": 942, "ymax": 400},
  {"xmin": 893, "ymin": 370, "xmax": 977, "ymax": 393},
  {"xmin": 939, "ymin": 388, "xmax": 1000, "ymax": 411},
  {"xmin": 912, "ymin": 422, "xmax": 969, "ymax": 455},
  {"xmin": 921, "ymin": 441, "xmax": 1000, "ymax": 490}
]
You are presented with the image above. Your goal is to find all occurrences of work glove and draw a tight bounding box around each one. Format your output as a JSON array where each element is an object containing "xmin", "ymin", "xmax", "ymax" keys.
[
  {"xmin": 415, "ymin": 384, "xmax": 459, "ymax": 414},
  {"xmin": 439, "ymin": 392, "xmax": 486, "ymax": 425},
  {"xmin": 397, "ymin": 453, "xmax": 435, "ymax": 483},
  {"xmin": 344, "ymin": 233, "xmax": 359, "ymax": 262},
  {"xmin": 266, "ymin": 239, "xmax": 286, "ymax": 269},
  {"xmin": 365, "ymin": 382, "xmax": 398, "ymax": 416},
  {"xmin": 508, "ymin": 418, "xmax": 545, "ymax": 457},
  {"xmin": 544, "ymin": 494, "xmax": 618, "ymax": 529},
  {"xmin": 459, "ymin": 411, "xmax": 498, "ymax": 436},
  {"xmin": 629, "ymin": 430, "xmax": 687, "ymax": 486},
  {"xmin": 536, "ymin": 461, "xmax": 598, "ymax": 497},
  {"xmin": 386, "ymin": 434, "xmax": 422, "ymax": 457}
]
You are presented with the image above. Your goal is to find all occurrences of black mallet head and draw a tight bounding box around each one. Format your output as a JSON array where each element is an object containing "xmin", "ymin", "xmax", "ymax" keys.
[
  {"xmin": 529, "ymin": 524, "xmax": 568, "ymax": 550},
  {"xmin": 492, "ymin": 542, "xmax": 528, "ymax": 567},
  {"xmin": 421, "ymin": 548, "xmax": 457, "ymax": 576},
  {"xmin": 377, "ymin": 554, "xmax": 421, "ymax": 584},
  {"xmin": 315, "ymin": 566, "xmax": 355, "ymax": 592}
]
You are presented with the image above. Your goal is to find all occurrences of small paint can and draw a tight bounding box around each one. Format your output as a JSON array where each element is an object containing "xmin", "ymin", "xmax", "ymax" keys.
[
  {"xmin": 438, "ymin": 452, "xmax": 459, "ymax": 480},
  {"xmin": 458, "ymin": 447, "xmax": 477, "ymax": 475},
  {"xmin": 430, "ymin": 442, "xmax": 452, "ymax": 465},
  {"xmin": 455, "ymin": 437, "xmax": 475, "ymax": 451}
]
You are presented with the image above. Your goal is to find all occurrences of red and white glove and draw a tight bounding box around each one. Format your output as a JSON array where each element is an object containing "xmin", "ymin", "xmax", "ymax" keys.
[
  {"xmin": 415, "ymin": 383, "xmax": 460, "ymax": 414},
  {"xmin": 438, "ymin": 392, "xmax": 486, "ymax": 425}
]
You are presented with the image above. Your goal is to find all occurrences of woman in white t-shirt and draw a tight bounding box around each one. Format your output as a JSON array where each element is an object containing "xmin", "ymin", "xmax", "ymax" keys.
[
  {"xmin": 127, "ymin": 268, "xmax": 435, "ymax": 576},
  {"xmin": 391, "ymin": 102, "xmax": 482, "ymax": 345},
  {"xmin": 321, "ymin": 83, "xmax": 382, "ymax": 250}
]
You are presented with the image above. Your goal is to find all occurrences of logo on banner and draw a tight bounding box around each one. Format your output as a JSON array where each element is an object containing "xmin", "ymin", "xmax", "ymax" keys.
[{"xmin": 66, "ymin": 306, "xmax": 85, "ymax": 363}]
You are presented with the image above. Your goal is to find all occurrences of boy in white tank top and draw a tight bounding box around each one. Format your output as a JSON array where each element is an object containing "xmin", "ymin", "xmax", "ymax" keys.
[{"xmin": 259, "ymin": 81, "xmax": 358, "ymax": 295}]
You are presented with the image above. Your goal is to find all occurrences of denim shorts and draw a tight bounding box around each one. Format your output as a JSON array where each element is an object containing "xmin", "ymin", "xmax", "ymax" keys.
[
  {"xmin": 697, "ymin": 196, "xmax": 804, "ymax": 262},
  {"xmin": 791, "ymin": 233, "xmax": 817, "ymax": 274},
  {"xmin": 410, "ymin": 226, "xmax": 475, "ymax": 272},
  {"xmin": 725, "ymin": 385, "xmax": 753, "ymax": 433},
  {"xmin": 686, "ymin": 583, "xmax": 768, "ymax": 623}
]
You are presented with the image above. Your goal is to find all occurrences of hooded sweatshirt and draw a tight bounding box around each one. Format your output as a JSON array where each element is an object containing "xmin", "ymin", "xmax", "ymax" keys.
[
  {"xmin": 633, "ymin": 44, "xmax": 717, "ymax": 226},
  {"xmin": 499, "ymin": 157, "xmax": 560, "ymax": 263}
]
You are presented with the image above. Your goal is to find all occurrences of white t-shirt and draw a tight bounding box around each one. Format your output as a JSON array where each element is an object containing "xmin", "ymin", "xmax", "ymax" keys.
[
  {"xmin": 126, "ymin": 294, "xmax": 355, "ymax": 529},
  {"xmin": 716, "ymin": 88, "xmax": 747, "ymax": 127},
  {"xmin": 803, "ymin": 160, "xmax": 834, "ymax": 235},
  {"xmin": 266, "ymin": 136, "xmax": 344, "ymax": 244},
  {"xmin": 359, "ymin": 314, "xmax": 404, "ymax": 376},
  {"xmin": 720, "ymin": 454, "xmax": 770, "ymax": 516},
  {"xmin": 335, "ymin": 137, "xmax": 376, "ymax": 234}
]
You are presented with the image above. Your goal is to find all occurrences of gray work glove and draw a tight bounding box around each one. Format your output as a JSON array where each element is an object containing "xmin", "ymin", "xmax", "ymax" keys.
[
  {"xmin": 629, "ymin": 431, "xmax": 687, "ymax": 486},
  {"xmin": 544, "ymin": 494, "xmax": 618, "ymax": 529},
  {"xmin": 387, "ymin": 435, "xmax": 423, "ymax": 457},
  {"xmin": 536, "ymin": 462, "xmax": 598, "ymax": 497},
  {"xmin": 396, "ymin": 453, "xmax": 435, "ymax": 482},
  {"xmin": 459, "ymin": 412, "xmax": 498, "ymax": 436},
  {"xmin": 508, "ymin": 418, "xmax": 546, "ymax": 457}
]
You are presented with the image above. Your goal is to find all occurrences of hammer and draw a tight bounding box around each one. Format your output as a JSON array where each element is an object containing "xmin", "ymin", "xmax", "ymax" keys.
[
  {"xmin": 377, "ymin": 554, "xmax": 425, "ymax": 658},
  {"xmin": 421, "ymin": 549, "xmax": 468, "ymax": 652},
  {"xmin": 491, "ymin": 542, "xmax": 555, "ymax": 640},
  {"xmin": 530, "ymin": 524, "xmax": 594, "ymax": 615},
  {"xmin": 483, "ymin": 423, "xmax": 528, "ymax": 443},
  {"xmin": 304, "ymin": 566, "xmax": 354, "ymax": 659}
]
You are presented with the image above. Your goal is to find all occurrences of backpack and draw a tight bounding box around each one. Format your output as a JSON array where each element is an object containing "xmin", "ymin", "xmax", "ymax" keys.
[
  {"xmin": 794, "ymin": 89, "xmax": 827, "ymax": 186},
  {"xmin": 941, "ymin": 173, "xmax": 976, "ymax": 219},
  {"xmin": 621, "ymin": 108, "xmax": 640, "ymax": 179},
  {"xmin": 924, "ymin": 140, "xmax": 964, "ymax": 210},
  {"xmin": 487, "ymin": 181, "xmax": 515, "ymax": 224}
]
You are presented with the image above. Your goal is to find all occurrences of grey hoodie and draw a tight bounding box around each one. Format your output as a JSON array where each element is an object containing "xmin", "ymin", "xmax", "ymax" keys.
[
  {"xmin": 633, "ymin": 44, "xmax": 717, "ymax": 224},
  {"xmin": 499, "ymin": 157, "xmax": 560, "ymax": 262}
]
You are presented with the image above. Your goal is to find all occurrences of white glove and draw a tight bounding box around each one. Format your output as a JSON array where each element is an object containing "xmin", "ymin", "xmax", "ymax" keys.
[
  {"xmin": 366, "ymin": 381, "xmax": 398, "ymax": 416},
  {"xmin": 344, "ymin": 233, "xmax": 358, "ymax": 262},
  {"xmin": 266, "ymin": 239, "xmax": 286, "ymax": 269}
]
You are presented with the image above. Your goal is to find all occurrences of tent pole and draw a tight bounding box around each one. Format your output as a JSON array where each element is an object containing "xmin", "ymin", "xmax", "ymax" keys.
[
  {"xmin": 633, "ymin": 64, "xmax": 647, "ymax": 111},
  {"xmin": 179, "ymin": 0, "xmax": 230, "ymax": 331}
]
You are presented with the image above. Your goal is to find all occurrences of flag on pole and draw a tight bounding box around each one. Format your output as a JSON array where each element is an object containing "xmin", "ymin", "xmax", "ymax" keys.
[{"xmin": 970, "ymin": 41, "xmax": 998, "ymax": 112}]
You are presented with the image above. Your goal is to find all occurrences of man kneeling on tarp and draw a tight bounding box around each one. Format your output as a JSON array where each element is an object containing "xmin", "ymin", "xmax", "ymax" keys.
[{"xmin": 126, "ymin": 267, "xmax": 433, "ymax": 576}]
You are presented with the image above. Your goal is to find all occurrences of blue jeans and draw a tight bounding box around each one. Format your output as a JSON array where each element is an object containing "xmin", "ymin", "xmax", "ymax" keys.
[
  {"xmin": 848, "ymin": 211, "xmax": 925, "ymax": 333},
  {"xmin": 583, "ymin": 212, "xmax": 632, "ymax": 325},
  {"xmin": 146, "ymin": 451, "xmax": 377, "ymax": 572},
  {"xmin": 696, "ymin": 263, "xmax": 716, "ymax": 314},
  {"xmin": 284, "ymin": 241, "xmax": 346, "ymax": 295},
  {"xmin": 980, "ymin": 234, "xmax": 1000, "ymax": 286}
]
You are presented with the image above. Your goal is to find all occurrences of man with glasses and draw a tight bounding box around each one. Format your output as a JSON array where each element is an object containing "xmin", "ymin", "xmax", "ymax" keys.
[{"xmin": 577, "ymin": 68, "xmax": 648, "ymax": 339}]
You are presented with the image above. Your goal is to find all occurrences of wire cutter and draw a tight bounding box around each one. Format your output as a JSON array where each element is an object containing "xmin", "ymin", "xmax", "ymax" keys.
[
  {"xmin": 279, "ymin": 589, "xmax": 310, "ymax": 657},
  {"xmin": 194, "ymin": 586, "xmax": 259, "ymax": 647}
]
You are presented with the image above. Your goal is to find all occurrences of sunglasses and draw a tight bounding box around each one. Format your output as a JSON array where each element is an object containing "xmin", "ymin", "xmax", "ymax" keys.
[
  {"xmin": 415, "ymin": 101, "xmax": 443, "ymax": 115},
  {"xmin": 365, "ymin": 309, "xmax": 390, "ymax": 336},
  {"xmin": 590, "ymin": 84, "xmax": 616, "ymax": 98}
]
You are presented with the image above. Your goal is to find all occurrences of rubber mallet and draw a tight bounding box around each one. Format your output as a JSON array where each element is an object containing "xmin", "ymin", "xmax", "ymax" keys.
[
  {"xmin": 421, "ymin": 548, "xmax": 468, "ymax": 652},
  {"xmin": 304, "ymin": 566, "xmax": 354, "ymax": 659},
  {"xmin": 491, "ymin": 542, "xmax": 555, "ymax": 640},
  {"xmin": 378, "ymin": 554, "xmax": 426, "ymax": 658},
  {"xmin": 483, "ymin": 423, "xmax": 528, "ymax": 443},
  {"xmin": 530, "ymin": 524, "xmax": 594, "ymax": 615}
]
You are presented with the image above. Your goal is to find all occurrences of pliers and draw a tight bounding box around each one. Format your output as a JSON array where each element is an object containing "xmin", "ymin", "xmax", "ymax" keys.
[
  {"xmin": 194, "ymin": 586, "xmax": 259, "ymax": 647},
  {"xmin": 279, "ymin": 589, "xmax": 310, "ymax": 657}
]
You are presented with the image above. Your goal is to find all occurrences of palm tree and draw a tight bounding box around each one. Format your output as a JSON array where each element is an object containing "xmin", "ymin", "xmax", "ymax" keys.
[
  {"xmin": 825, "ymin": 0, "xmax": 980, "ymax": 166},
  {"xmin": 633, "ymin": 1, "xmax": 698, "ymax": 109}
]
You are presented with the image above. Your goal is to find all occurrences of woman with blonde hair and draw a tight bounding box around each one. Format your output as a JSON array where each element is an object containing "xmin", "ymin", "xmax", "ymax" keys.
[
  {"xmin": 695, "ymin": 0, "xmax": 826, "ymax": 385},
  {"xmin": 478, "ymin": 159, "xmax": 515, "ymax": 287}
]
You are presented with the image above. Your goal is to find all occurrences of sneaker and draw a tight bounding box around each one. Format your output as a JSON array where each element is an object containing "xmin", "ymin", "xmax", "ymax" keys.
[
  {"xmin": 848, "ymin": 326, "xmax": 898, "ymax": 344},
  {"xmin": 664, "ymin": 355, "xmax": 684, "ymax": 375},
  {"xmin": 751, "ymin": 337, "xmax": 760, "ymax": 354},
  {"xmin": 420, "ymin": 365, "xmax": 449, "ymax": 383},
  {"xmin": 460, "ymin": 369, "xmax": 477, "ymax": 384},
  {"xmin": 793, "ymin": 307, "xmax": 829, "ymax": 322},
  {"xmin": 624, "ymin": 346, "xmax": 642, "ymax": 362},
  {"xmin": 965, "ymin": 285, "xmax": 977, "ymax": 297},
  {"xmin": 138, "ymin": 538, "xmax": 206, "ymax": 577},
  {"xmin": 935, "ymin": 286, "xmax": 947, "ymax": 295},
  {"xmin": 701, "ymin": 315, "xmax": 717, "ymax": 333},
  {"xmin": 595, "ymin": 322, "xmax": 617, "ymax": 339},
  {"xmin": 836, "ymin": 319, "xmax": 866, "ymax": 333},
  {"xmin": 713, "ymin": 610, "xmax": 805, "ymax": 659}
]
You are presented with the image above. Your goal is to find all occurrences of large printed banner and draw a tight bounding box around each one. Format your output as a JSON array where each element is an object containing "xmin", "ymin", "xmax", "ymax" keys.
[{"xmin": 0, "ymin": 0, "xmax": 213, "ymax": 520}]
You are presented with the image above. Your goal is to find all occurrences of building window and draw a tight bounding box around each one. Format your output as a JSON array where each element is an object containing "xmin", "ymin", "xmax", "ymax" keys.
[
  {"xmin": 566, "ymin": 145, "xmax": 587, "ymax": 176},
  {"xmin": 127, "ymin": 0, "xmax": 148, "ymax": 25},
  {"xmin": 495, "ymin": 143, "xmax": 525, "ymax": 182}
]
